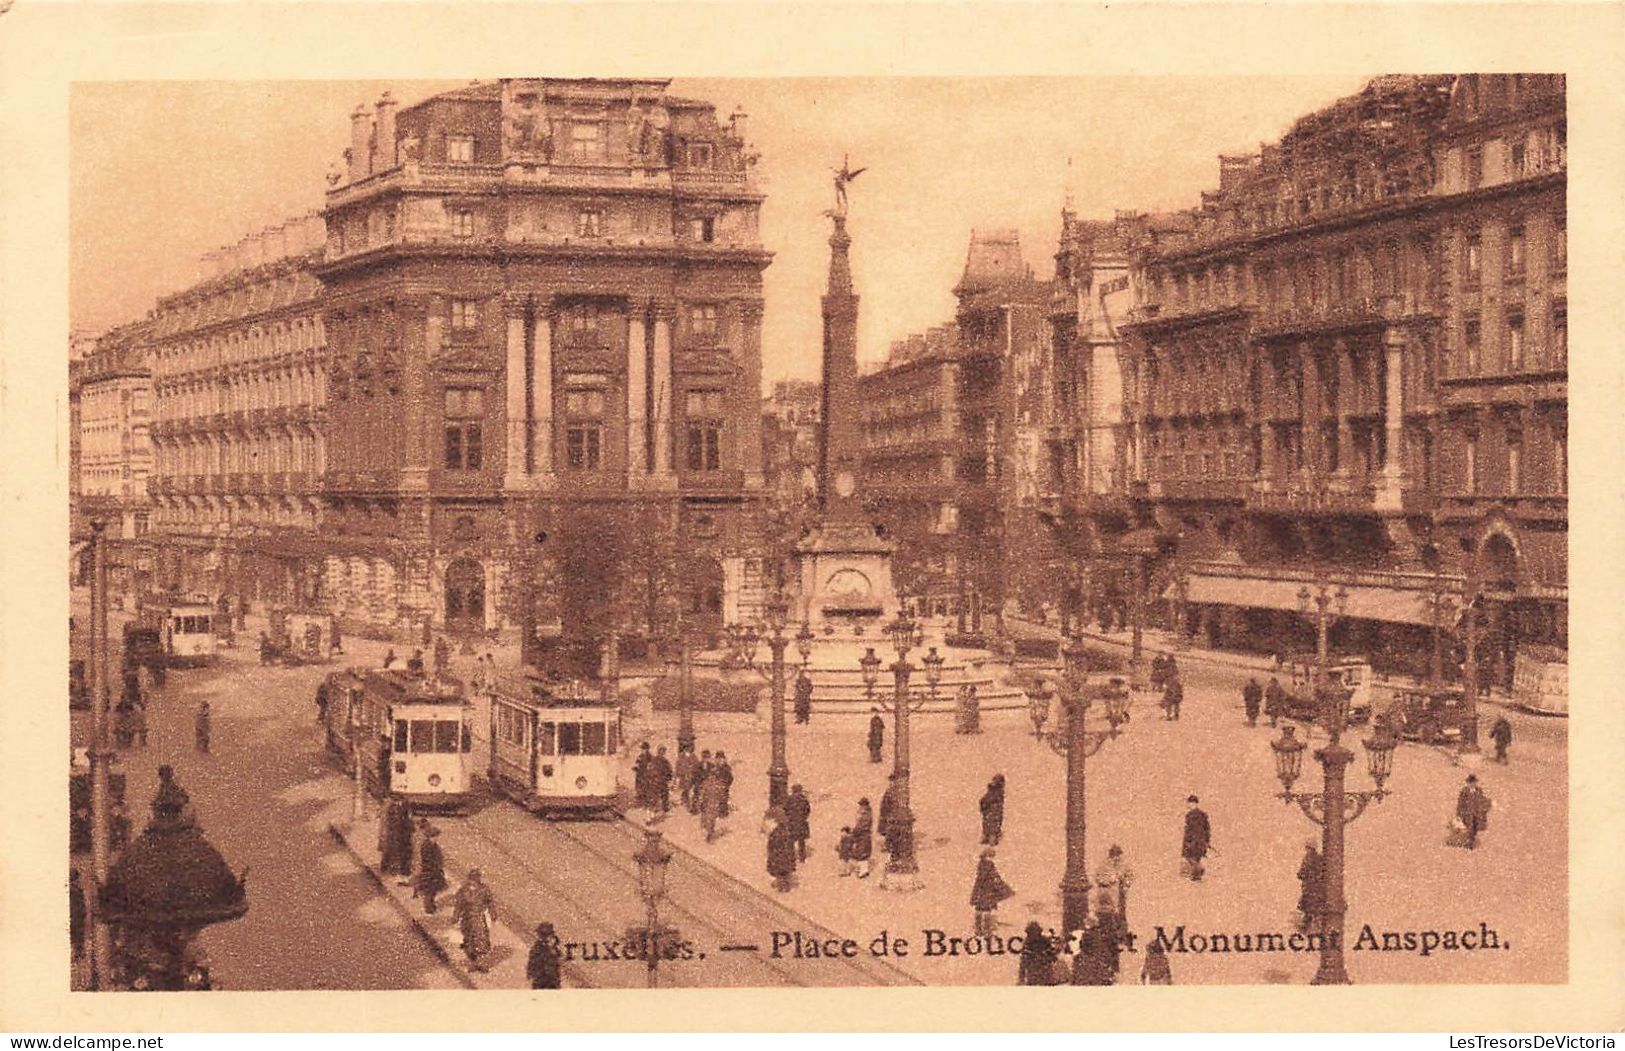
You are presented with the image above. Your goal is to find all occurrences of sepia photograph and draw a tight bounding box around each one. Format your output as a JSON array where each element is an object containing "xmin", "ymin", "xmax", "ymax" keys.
[
  {"xmin": 63, "ymin": 70, "xmax": 1570, "ymax": 993},
  {"xmin": 4, "ymin": 0, "xmax": 1622, "ymax": 1036}
]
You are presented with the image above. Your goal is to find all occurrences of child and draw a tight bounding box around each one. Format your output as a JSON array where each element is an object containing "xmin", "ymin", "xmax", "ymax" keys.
[{"xmin": 836, "ymin": 826, "xmax": 855, "ymax": 876}]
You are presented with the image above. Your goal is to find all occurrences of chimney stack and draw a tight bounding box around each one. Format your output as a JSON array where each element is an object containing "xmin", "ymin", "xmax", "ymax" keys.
[
  {"xmin": 348, "ymin": 104, "xmax": 373, "ymax": 181},
  {"xmin": 374, "ymin": 91, "xmax": 398, "ymax": 172}
]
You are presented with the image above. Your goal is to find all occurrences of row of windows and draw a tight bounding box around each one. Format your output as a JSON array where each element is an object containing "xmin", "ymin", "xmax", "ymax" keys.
[
  {"xmin": 1461, "ymin": 215, "xmax": 1565, "ymax": 286},
  {"xmin": 443, "ymin": 299, "xmax": 731, "ymax": 342},
  {"xmin": 1450, "ymin": 301, "xmax": 1566, "ymax": 377}
]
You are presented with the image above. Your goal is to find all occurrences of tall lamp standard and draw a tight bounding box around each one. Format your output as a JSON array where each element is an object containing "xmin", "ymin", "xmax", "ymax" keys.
[
  {"xmin": 632, "ymin": 827, "xmax": 673, "ymax": 989},
  {"xmin": 1459, "ymin": 562, "xmax": 1483, "ymax": 752},
  {"xmin": 1040, "ymin": 640, "xmax": 1131, "ymax": 937},
  {"xmin": 858, "ymin": 615, "xmax": 943, "ymax": 888},
  {"xmin": 87, "ymin": 520, "xmax": 114, "ymax": 989},
  {"xmin": 1297, "ymin": 575, "xmax": 1350, "ymax": 702},
  {"xmin": 1422, "ymin": 560, "xmax": 1458, "ymax": 688},
  {"xmin": 1272, "ymin": 571, "xmax": 1400, "ymax": 985},
  {"xmin": 722, "ymin": 590, "xmax": 802, "ymax": 810}
]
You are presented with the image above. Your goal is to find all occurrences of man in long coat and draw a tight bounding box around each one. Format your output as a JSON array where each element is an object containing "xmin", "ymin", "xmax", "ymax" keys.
[
  {"xmin": 633, "ymin": 742, "xmax": 653, "ymax": 810},
  {"xmin": 675, "ymin": 747, "xmax": 699, "ymax": 812},
  {"xmin": 699, "ymin": 767, "xmax": 728, "ymax": 843},
  {"xmin": 784, "ymin": 784, "xmax": 812, "ymax": 862},
  {"xmin": 1296, "ymin": 841, "xmax": 1325, "ymax": 931},
  {"xmin": 766, "ymin": 815, "xmax": 797, "ymax": 892},
  {"xmin": 714, "ymin": 752, "xmax": 734, "ymax": 817},
  {"xmin": 1490, "ymin": 716, "xmax": 1513, "ymax": 763},
  {"xmin": 452, "ymin": 869, "xmax": 494, "ymax": 972},
  {"xmin": 650, "ymin": 746, "xmax": 674, "ymax": 814},
  {"xmin": 878, "ymin": 775, "xmax": 901, "ymax": 857},
  {"xmin": 969, "ymin": 848, "xmax": 1015, "ymax": 937},
  {"xmin": 415, "ymin": 824, "xmax": 448, "ymax": 913},
  {"xmin": 1182, "ymin": 795, "xmax": 1211, "ymax": 881},
  {"xmin": 1162, "ymin": 675, "xmax": 1184, "ymax": 721},
  {"xmin": 1456, "ymin": 774, "xmax": 1491, "ymax": 849},
  {"xmin": 194, "ymin": 701, "xmax": 212, "ymax": 754},
  {"xmin": 979, "ymin": 774, "xmax": 1006, "ymax": 846},
  {"xmin": 867, "ymin": 712, "xmax": 885, "ymax": 764},
  {"xmin": 793, "ymin": 671, "xmax": 814, "ymax": 725},
  {"xmin": 1265, "ymin": 677, "xmax": 1286, "ymax": 727},
  {"xmin": 1243, "ymin": 677, "xmax": 1263, "ymax": 726},
  {"xmin": 850, "ymin": 798, "xmax": 874, "ymax": 878},
  {"xmin": 527, "ymin": 923, "xmax": 562, "ymax": 989}
]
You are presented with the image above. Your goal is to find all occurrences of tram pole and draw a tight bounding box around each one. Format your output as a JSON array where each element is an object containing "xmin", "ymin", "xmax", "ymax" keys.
[{"xmin": 87, "ymin": 521, "xmax": 114, "ymax": 989}]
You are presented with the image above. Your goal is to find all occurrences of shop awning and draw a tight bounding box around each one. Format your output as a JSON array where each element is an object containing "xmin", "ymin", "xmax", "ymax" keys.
[{"xmin": 1178, "ymin": 573, "xmax": 1437, "ymax": 626}]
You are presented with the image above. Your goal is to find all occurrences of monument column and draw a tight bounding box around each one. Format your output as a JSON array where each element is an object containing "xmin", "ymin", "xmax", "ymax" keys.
[{"xmin": 819, "ymin": 213, "xmax": 864, "ymax": 521}]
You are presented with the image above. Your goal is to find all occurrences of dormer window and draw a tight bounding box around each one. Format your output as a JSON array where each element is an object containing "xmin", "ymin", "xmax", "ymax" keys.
[
  {"xmin": 689, "ymin": 217, "xmax": 715, "ymax": 243},
  {"xmin": 446, "ymin": 135, "xmax": 475, "ymax": 164},
  {"xmin": 567, "ymin": 121, "xmax": 605, "ymax": 163},
  {"xmin": 576, "ymin": 209, "xmax": 604, "ymax": 238},
  {"xmin": 452, "ymin": 209, "xmax": 474, "ymax": 238},
  {"xmin": 685, "ymin": 142, "xmax": 714, "ymax": 168}
]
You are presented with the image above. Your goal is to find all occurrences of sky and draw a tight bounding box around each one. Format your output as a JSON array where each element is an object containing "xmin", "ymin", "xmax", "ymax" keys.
[{"xmin": 70, "ymin": 75, "xmax": 1373, "ymax": 383}]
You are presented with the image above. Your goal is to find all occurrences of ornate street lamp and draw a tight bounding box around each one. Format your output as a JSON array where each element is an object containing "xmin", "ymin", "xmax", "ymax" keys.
[
  {"xmin": 859, "ymin": 614, "xmax": 941, "ymax": 890},
  {"xmin": 1043, "ymin": 640, "xmax": 1132, "ymax": 937},
  {"xmin": 1267, "ymin": 700, "xmax": 1399, "ymax": 984},
  {"xmin": 632, "ymin": 826, "xmax": 674, "ymax": 989},
  {"xmin": 795, "ymin": 620, "xmax": 815, "ymax": 666},
  {"xmin": 663, "ymin": 616, "xmax": 697, "ymax": 757},
  {"xmin": 725, "ymin": 590, "xmax": 795, "ymax": 810}
]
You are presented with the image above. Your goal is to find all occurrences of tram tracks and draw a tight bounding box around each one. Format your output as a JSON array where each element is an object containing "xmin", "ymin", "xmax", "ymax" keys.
[{"xmin": 451, "ymin": 804, "xmax": 919, "ymax": 987}]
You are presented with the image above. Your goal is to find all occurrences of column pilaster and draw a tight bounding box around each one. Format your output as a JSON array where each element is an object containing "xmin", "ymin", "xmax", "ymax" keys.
[
  {"xmin": 627, "ymin": 302, "xmax": 649, "ymax": 481},
  {"xmin": 738, "ymin": 299, "xmax": 766, "ymax": 489},
  {"xmin": 1375, "ymin": 327, "xmax": 1407, "ymax": 511},
  {"xmin": 504, "ymin": 297, "xmax": 527, "ymax": 490},
  {"xmin": 529, "ymin": 302, "xmax": 553, "ymax": 480},
  {"xmin": 650, "ymin": 301, "xmax": 676, "ymax": 488}
]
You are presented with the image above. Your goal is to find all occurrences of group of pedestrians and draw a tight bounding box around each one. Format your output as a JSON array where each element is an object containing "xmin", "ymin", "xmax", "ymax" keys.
[
  {"xmin": 638, "ymin": 742, "xmax": 734, "ymax": 843},
  {"xmin": 1151, "ymin": 653, "xmax": 1184, "ymax": 720},
  {"xmin": 376, "ymin": 797, "xmax": 504, "ymax": 973},
  {"xmin": 765, "ymin": 785, "xmax": 812, "ymax": 892}
]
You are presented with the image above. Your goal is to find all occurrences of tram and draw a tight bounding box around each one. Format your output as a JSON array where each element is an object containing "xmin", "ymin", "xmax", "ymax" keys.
[
  {"xmin": 488, "ymin": 670, "xmax": 621, "ymax": 816},
  {"xmin": 322, "ymin": 668, "xmax": 477, "ymax": 810},
  {"xmin": 137, "ymin": 600, "xmax": 218, "ymax": 667}
]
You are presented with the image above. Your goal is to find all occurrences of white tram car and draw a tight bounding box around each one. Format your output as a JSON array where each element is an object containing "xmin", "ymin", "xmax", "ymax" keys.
[
  {"xmin": 138, "ymin": 601, "xmax": 218, "ymax": 666},
  {"xmin": 488, "ymin": 671, "xmax": 622, "ymax": 816},
  {"xmin": 322, "ymin": 668, "xmax": 477, "ymax": 810}
]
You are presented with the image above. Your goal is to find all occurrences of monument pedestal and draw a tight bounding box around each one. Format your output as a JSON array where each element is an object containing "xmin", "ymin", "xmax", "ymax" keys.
[{"xmin": 793, "ymin": 519, "xmax": 897, "ymax": 631}]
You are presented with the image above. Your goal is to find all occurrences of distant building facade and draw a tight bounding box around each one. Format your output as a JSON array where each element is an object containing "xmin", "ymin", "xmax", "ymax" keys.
[
  {"xmin": 144, "ymin": 213, "xmax": 330, "ymax": 609},
  {"xmin": 74, "ymin": 322, "xmax": 156, "ymax": 596},
  {"xmin": 762, "ymin": 378, "xmax": 820, "ymax": 534},
  {"xmin": 1073, "ymin": 73, "xmax": 1569, "ymax": 680},
  {"xmin": 859, "ymin": 230, "xmax": 1058, "ymax": 626},
  {"xmin": 315, "ymin": 79, "xmax": 771, "ymax": 641}
]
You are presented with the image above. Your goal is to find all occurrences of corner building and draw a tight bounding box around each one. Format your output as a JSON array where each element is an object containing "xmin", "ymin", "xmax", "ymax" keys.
[
  {"xmin": 1110, "ymin": 74, "xmax": 1565, "ymax": 682},
  {"xmin": 316, "ymin": 80, "xmax": 770, "ymax": 640}
]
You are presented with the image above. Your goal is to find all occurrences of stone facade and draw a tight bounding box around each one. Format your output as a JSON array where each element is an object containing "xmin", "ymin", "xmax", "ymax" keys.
[
  {"xmin": 144, "ymin": 213, "xmax": 330, "ymax": 612},
  {"xmin": 315, "ymin": 79, "xmax": 771, "ymax": 643},
  {"xmin": 1048, "ymin": 74, "xmax": 1566, "ymax": 681}
]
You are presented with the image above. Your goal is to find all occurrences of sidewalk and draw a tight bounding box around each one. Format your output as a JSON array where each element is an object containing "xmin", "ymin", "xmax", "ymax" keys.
[{"xmin": 328, "ymin": 814, "xmax": 532, "ymax": 990}]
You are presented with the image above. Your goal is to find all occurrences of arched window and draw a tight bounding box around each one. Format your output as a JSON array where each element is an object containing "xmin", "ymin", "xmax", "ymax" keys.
[{"xmin": 444, "ymin": 558, "xmax": 486, "ymax": 630}]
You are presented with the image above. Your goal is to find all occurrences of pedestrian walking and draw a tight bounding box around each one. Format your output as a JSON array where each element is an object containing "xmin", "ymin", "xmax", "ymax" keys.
[
  {"xmin": 878, "ymin": 774, "xmax": 901, "ymax": 857},
  {"xmin": 675, "ymin": 745, "xmax": 699, "ymax": 812},
  {"xmin": 1094, "ymin": 843, "xmax": 1134, "ymax": 926},
  {"xmin": 1490, "ymin": 715, "xmax": 1513, "ymax": 763},
  {"xmin": 1162, "ymin": 675, "xmax": 1184, "ymax": 721},
  {"xmin": 383, "ymin": 648, "xmax": 397, "ymax": 670},
  {"xmin": 1455, "ymin": 774, "xmax": 1491, "ymax": 849},
  {"xmin": 70, "ymin": 871, "xmax": 86, "ymax": 961},
  {"xmin": 316, "ymin": 681, "xmax": 330, "ymax": 724},
  {"xmin": 979, "ymin": 774, "xmax": 1005, "ymax": 846},
  {"xmin": 715, "ymin": 752, "xmax": 734, "ymax": 817},
  {"xmin": 690, "ymin": 750, "xmax": 713, "ymax": 815},
  {"xmin": 651, "ymin": 746, "xmax": 673, "ymax": 814},
  {"xmin": 1181, "ymin": 795, "xmax": 1211, "ymax": 881},
  {"xmin": 867, "ymin": 711, "xmax": 885, "ymax": 763},
  {"xmin": 633, "ymin": 742, "xmax": 653, "ymax": 810},
  {"xmin": 699, "ymin": 765, "xmax": 728, "ymax": 843},
  {"xmin": 1139, "ymin": 939, "xmax": 1173, "ymax": 985},
  {"xmin": 415, "ymin": 824, "xmax": 447, "ymax": 913},
  {"xmin": 836, "ymin": 825, "xmax": 856, "ymax": 876},
  {"xmin": 766, "ymin": 813, "xmax": 797, "ymax": 893},
  {"xmin": 115, "ymin": 701, "xmax": 139, "ymax": 750},
  {"xmin": 785, "ymin": 784, "xmax": 812, "ymax": 862},
  {"xmin": 969, "ymin": 848, "xmax": 1015, "ymax": 937},
  {"xmin": 1265, "ymin": 676, "xmax": 1285, "ymax": 727},
  {"xmin": 793, "ymin": 670, "xmax": 814, "ymax": 724},
  {"xmin": 1016, "ymin": 921, "xmax": 1061, "ymax": 986},
  {"xmin": 451, "ymin": 869, "xmax": 495, "ymax": 972},
  {"xmin": 1296, "ymin": 840, "xmax": 1324, "ymax": 932},
  {"xmin": 527, "ymin": 923, "xmax": 562, "ymax": 989},
  {"xmin": 194, "ymin": 700, "xmax": 212, "ymax": 754},
  {"xmin": 407, "ymin": 649, "xmax": 425, "ymax": 676},
  {"xmin": 379, "ymin": 799, "xmax": 415, "ymax": 881},
  {"xmin": 1243, "ymin": 677, "xmax": 1263, "ymax": 726},
  {"xmin": 851, "ymin": 798, "xmax": 875, "ymax": 878}
]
